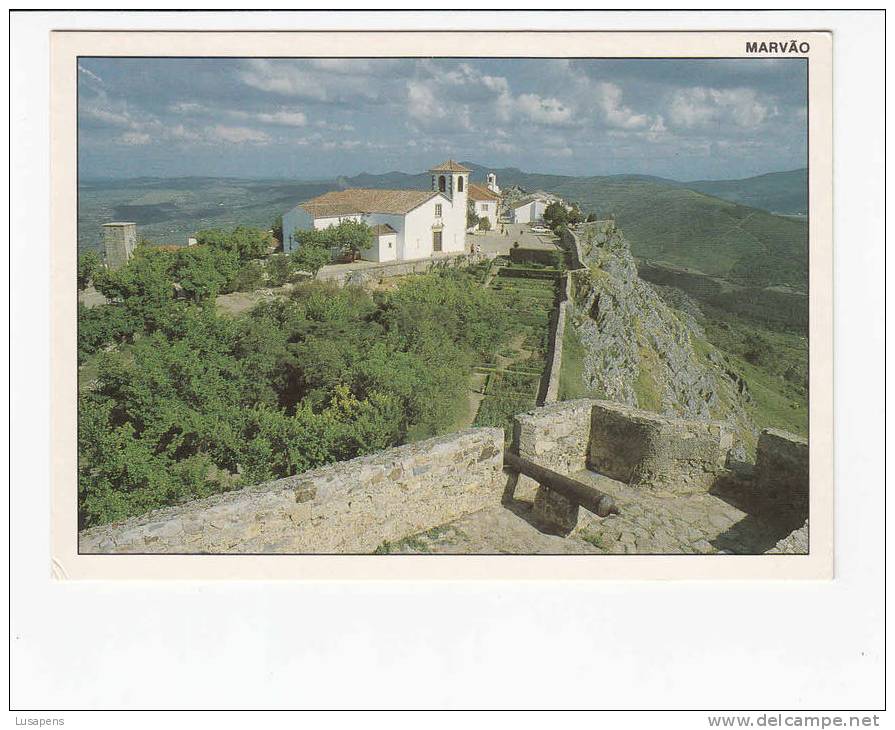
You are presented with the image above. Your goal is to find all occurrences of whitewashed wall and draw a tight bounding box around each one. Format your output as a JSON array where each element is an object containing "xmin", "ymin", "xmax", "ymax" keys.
[
  {"xmin": 474, "ymin": 200, "xmax": 498, "ymax": 230},
  {"xmin": 361, "ymin": 232, "xmax": 398, "ymax": 262}
]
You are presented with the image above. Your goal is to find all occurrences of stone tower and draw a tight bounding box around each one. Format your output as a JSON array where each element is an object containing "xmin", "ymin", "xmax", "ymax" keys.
[
  {"xmin": 429, "ymin": 160, "xmax": 470, "ymax": 249},
  {"xmin": 103, "ymin": 222, "xmax": 136, "ymax": 270}
]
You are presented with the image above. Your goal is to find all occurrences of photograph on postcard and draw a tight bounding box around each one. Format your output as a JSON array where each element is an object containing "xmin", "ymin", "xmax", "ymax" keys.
[{"xmin": 65, "ymin": 45, "xmax": 823, "ymax": 560}]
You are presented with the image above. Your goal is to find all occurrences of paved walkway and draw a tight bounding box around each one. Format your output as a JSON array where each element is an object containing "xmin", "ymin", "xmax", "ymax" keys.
[
  {"xmin": 471, "ymin": 223, "xmax": 561, "ymax": 256},
  {"xmin": 384, "ymin": 469, "xmax": 807, "ymax": 555}
]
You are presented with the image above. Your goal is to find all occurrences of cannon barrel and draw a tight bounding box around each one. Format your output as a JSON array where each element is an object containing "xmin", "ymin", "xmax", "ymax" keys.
[{"xmin": 503, "ymin": 450, "xmax": 619, "ymax": 518}]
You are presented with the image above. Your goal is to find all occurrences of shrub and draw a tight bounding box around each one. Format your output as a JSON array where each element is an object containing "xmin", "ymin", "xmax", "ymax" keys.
[
  {"xmin": 77, "ymin": 250, "xmax": 103, "ymax": 290},
  {"xmin": 266, "ymin": 254, "xmax": 293, "ymax": 286}
]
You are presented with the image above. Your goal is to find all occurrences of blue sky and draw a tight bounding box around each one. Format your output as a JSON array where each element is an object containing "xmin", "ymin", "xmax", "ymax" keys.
[{"xmin": 77, "ymin": 57, "xmax": 807, "ymax": 181}]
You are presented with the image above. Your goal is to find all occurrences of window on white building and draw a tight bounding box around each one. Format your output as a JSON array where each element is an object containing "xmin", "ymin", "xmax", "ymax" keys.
[
  {"xmin": 435, "ymin": 204, "xmax": 442, "ymax": 217},
  {"xmin": 482, "ymin": 204, "xmax": 489, "ymax": 211}
]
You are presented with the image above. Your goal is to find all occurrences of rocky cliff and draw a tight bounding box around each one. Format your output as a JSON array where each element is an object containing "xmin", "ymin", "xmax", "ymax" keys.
[{"xmin": 566, "ymin": 222, "xmax": 757, "ymax": 455}]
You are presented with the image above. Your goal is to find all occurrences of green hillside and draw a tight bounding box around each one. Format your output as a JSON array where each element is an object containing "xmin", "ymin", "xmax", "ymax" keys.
[
  {"xmin": 685, "ymin": 169, "xmax": 807, "ymax": 215},
  {"xmin": 548, "ymin": 179, "xmax": 808, "ymax": 291}
]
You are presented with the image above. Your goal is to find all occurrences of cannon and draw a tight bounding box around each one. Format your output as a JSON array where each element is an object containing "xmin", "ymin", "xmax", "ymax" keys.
[{"xmin": 503, "ymin": 450, "xmax": 619, "ymax": 518}]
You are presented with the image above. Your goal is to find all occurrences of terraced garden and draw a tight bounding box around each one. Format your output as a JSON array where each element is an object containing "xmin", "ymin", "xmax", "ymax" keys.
[{"xmin": 471, "ymin": 260, "xmax": 562, "ymax": 441}]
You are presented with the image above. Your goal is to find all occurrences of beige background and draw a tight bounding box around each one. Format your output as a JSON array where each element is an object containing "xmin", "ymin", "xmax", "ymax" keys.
[{"xmin": 50, "ymin": 30, "xmax": 833, "ymax": 580}]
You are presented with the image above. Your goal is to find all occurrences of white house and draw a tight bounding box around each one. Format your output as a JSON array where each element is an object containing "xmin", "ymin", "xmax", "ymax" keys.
[
  {"xmin": 511, "ymin": 195, "xmax": 549, "ymax": 224},
  {"xmin": 282, "ymin": 160, "xmax": 470, "ymax": 263},
  {"xmin": 511, "ymin": 191, "xmax": 565, "ymax": 224},
  {"xmin": 468, "ymin": 183, "xmax": 500, "ymax": 231}
]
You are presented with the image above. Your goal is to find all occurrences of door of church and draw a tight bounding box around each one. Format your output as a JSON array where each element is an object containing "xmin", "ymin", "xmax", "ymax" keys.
[{"xmin": 433, "ymin": 230, "xmax": 443, "ymax": 252}]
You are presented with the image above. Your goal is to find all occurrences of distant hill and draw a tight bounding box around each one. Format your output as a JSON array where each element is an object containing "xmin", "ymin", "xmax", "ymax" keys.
[
  {"xmin": 545, "ymin": 177, "xmax": 808, "ymax": 290},
  {"xmin": 684, "ymin": 169, "xmax": 807, "ymax": 216}
]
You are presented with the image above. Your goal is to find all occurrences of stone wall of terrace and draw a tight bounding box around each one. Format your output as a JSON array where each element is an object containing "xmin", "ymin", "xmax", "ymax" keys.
[{"xmin": 79, "ymin": 428, "xmax": 506, "ymax": 554}]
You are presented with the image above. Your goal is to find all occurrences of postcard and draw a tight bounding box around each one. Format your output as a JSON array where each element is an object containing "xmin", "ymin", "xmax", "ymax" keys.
[{"xmin": 50, "ymin": 29, "xmax": 832, "ymax": 578}]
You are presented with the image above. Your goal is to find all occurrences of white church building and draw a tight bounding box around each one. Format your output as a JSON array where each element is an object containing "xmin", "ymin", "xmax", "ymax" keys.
[{"xmin": 283, "ymin": 160, "xmax": 471, "ymax": 263}]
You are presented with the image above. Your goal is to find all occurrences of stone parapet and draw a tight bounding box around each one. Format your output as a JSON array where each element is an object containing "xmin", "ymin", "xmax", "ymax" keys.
[
  {"xmin": 79, "ymin": 427, "xmax": 505, "ymax": 554},
  {"xmin": 513, "ymin": 399, "xmax": 596, "ymax": 475},
  {"xmin": 588, "ymin": 400, "xmax": 731, "ymax": 493},
  {"xmin": 539, "ymin": 273, "xmax": 572, "ymax": 406}
]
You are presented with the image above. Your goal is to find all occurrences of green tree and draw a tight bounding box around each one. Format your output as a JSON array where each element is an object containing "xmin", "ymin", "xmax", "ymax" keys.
[
  {"xmin": 478, "ymin": 216, "xmax": 492, "ymax": 231},
  {"xmin": 292, "ymin": 244, "xmax": 331, "ymax": 276},
  {"xmin": 77, "ymin": 250, "xmax": 103, "ymax": 290},
  {"xmin": 266, "ymin": 254, "xmax": 293, "ymax": 286},
  {"xmin": 172, "ymin": 245, "xmax": 238, "ymax": 303},
  {"xmin": 93, "ymin": 246, "xmax": 178, "ymax": 333},
  {"xmin": 195, "ymin": 226, "xmax": 271, "ymax": 262},
  {"xmin": 271, "ymin": 215, "xmax": 283, "ymax": 247},
  {"xmin": 227, "ymin": 260, "xmax": 266, "ymax": 293},
  {"xmin": 334, "ymin": 219, "xmax": 373, "ymax": 256},
  {"xmin": 543, "ymin": 201, "xmax": 569, "ymax": 230},
  {"xmin": 466, "ymin": 203, "xmax": 480, "ymax": 229}
]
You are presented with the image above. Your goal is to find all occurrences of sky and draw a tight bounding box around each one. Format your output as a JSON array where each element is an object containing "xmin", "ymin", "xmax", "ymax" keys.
[{"xmin": 77, "ymin": 57, "xmax": 807, "ymax": 182}]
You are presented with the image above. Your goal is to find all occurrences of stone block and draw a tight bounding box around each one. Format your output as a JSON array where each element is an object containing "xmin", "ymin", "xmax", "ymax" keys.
[
  {"xmin": 509, "ymin": 473, "xmax": 541, "ymax": 503},
  {"xmin": 513, "ymin": 399, "xmax": 594, "ymax": 474},
  {"xmin": 588, "ymin": 400, "xmax": 728, "ymax": 493},
  {"xmin": 754, "ymin": 428, "xmax": 809, "ymax": 514},
  {"xmin": 533, "ymin": 486, "xmax": 580, "ymax": 535}
]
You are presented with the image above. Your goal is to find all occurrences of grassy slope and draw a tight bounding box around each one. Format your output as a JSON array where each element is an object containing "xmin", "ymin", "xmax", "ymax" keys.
[
  {"xmin": 685, "ymin": 169, "xmax": 808, "ymax": 216},
  {"xmin": 547, "ymin": 179, "xmax": 808, "ymax": 290}
]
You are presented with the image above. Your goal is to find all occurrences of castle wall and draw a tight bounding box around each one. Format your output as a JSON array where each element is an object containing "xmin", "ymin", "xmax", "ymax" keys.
[{"xmin": 79, "ymin": 427, "xmax": 505, "ymax": 554}]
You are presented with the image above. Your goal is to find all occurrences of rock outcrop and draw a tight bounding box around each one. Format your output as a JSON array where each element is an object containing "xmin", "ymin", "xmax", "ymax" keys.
[{"xmin": 566, "ymin": 222, "xmax": 757, "ymax": 453}]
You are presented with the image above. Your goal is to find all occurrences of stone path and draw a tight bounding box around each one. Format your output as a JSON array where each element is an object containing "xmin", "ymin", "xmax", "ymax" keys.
[
  {"xmin": 473, "ymin": 223, "xmax": 561, "ymax": 256},
  {"xmin": 385, "ymin": 469, "xmax": 807, "ymax": 555}
]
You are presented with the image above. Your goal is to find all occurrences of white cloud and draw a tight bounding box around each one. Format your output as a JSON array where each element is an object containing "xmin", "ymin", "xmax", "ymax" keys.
[
  {"xmin": 406, "ymin": 81, "xmax": 473, "ymax": 131},
  {"xmin": 239, "ymin": 59, "xmax": 329, "ymax": 100},
  {"xmin": 667, "ymin": 87, "xmax": 770, "ymax": 129},
  {"xmin": 118, "ymin": 131, "xmax": 151, "ymax": 146},
  {"xmin": 253, "ymin": 110, "xmax": 307, "ymax": 127},
  {"xmin": 210, "ymin": 125, "xmax": 270, "ymax": 144},
  {"xmin": 514, "ymin": 94, "xmax": 573, "ymax": 126},
  {"xmin": 77, "ymin": 64, "xmax": 105, "ymax": 88},
  {"xmin": 597, "ymin": 82, "xmax": 650, "ymax": 130}
]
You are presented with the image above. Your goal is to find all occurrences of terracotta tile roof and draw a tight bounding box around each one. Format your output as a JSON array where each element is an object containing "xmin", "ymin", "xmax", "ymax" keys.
[
  {"xmin": 371, "ymin": 223, "xmax": 397, "ymax": 236},
  {"xmin": 429, "ymin": 159, "xmax": 471, "ymax": 173},
  {"xmin": 468, "ymin": 183, "xmax": 500, "ymax": 202},
  {"xmin": 301, "ymin": 189, "xmax": 439, "ymax": 217}
]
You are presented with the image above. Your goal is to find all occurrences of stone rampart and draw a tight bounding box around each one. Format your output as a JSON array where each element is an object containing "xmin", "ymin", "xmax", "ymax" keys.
[
  {"xmin": 539, "ymin": 273, "xmax": 572, "ymax": 405},
  {"xmin": 79, "ymin": 428, "xmax": 505, "ymax": 554}
]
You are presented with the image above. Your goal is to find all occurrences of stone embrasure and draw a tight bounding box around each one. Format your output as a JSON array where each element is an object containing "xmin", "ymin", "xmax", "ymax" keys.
[{"xmin": 79, "ymin": 428, "xmax": 505, "ymax": 554}]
